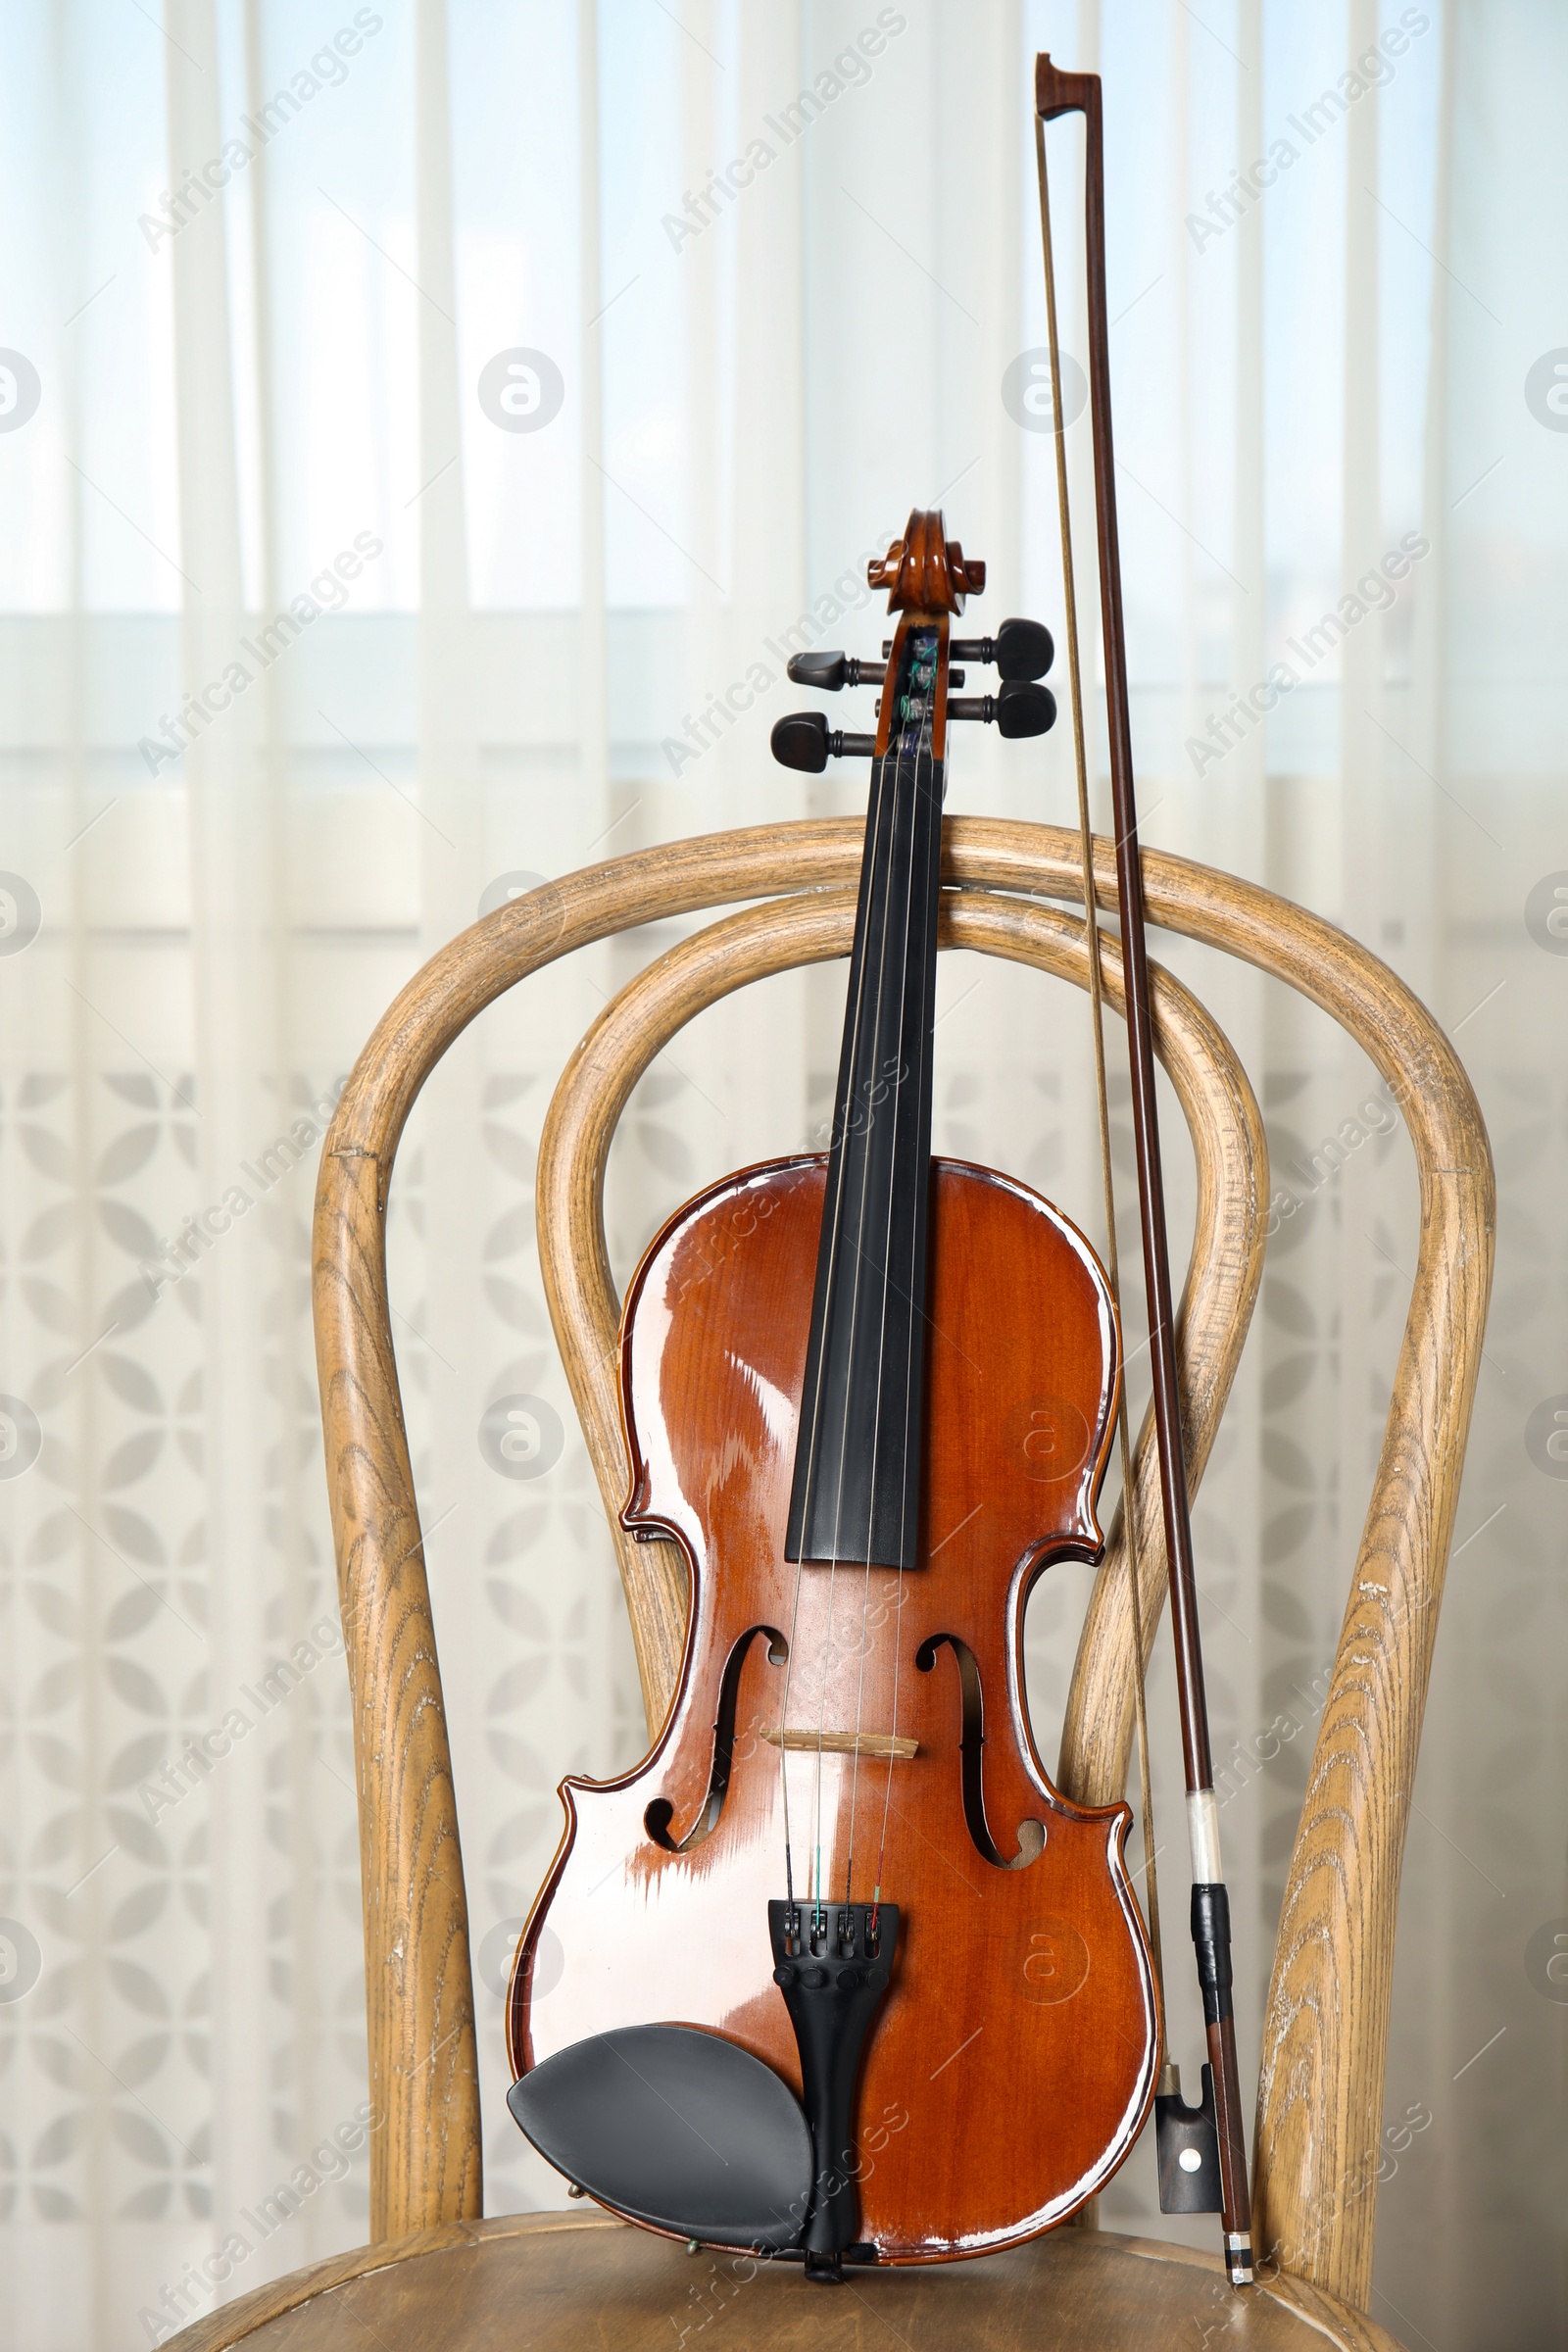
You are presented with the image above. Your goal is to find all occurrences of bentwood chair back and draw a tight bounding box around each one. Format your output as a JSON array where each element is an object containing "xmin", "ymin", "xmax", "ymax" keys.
[{"xmin": 165, "ymin": 817, "xmax": 1492, "ymax": 2352}]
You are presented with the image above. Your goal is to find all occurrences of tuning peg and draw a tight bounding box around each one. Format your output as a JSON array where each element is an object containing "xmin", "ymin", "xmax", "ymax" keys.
[
  {"xmin": 770, "ymin": 711, "xmax": 877, "ymax": 774},
  {"xmin": 785, "ymin": 651, "xmax": 881, "ymax": 691},
  {"xmin": 996, "ymin": 678, "xmax": 1056, "ymax": 735},
  {"xmin": 947, "ymin": 680, "xmax": 1057, "ymax": 738},
  {"xmin": 950, "ymin": 617, "xmax": 1055, "ymax": 681}
]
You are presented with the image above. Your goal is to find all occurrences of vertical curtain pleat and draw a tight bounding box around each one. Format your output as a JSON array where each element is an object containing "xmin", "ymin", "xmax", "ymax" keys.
[{"xmin": 165, "ymin": 0, "xmax": 276, "ymax": 2285}]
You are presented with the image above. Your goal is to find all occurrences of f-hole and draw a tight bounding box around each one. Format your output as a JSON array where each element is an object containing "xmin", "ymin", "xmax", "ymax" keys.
[
  {"xmin": 916, "ymin": 1633, "xmax": 1045, "ymax": 1871},
  {"xmin": 644, "ymin": 1624, "xmax": 786, "ymax": 1854}
]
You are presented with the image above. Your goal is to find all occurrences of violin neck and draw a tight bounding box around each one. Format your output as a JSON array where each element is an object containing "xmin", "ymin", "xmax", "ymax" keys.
[{"xmin": 785, "ymin": 635, "xmax": 945, "ymax": 1573}]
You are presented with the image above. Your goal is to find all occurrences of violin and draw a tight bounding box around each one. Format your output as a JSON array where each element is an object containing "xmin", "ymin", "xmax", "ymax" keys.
[{"xmin": 506, "ymin": 510, "xmax": 1160, "ymax": 2274}]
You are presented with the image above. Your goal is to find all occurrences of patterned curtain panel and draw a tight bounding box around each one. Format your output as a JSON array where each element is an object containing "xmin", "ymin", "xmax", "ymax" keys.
[{"xmin": 0, "ymin": 2, "xmax": 1562, "ymax": 2347}]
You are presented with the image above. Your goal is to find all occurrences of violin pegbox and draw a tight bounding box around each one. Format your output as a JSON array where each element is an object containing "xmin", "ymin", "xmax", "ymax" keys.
[
  {"xmin": 768, "ymin": 505, "xmax": 1056, "ymax": 773},
  {"xmin": 866, "ymin": 508, "xmax": 1055, "ymax": 740}
]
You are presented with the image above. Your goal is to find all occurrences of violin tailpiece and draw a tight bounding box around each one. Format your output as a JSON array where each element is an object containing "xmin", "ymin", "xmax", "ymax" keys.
[{"xmin": 769, "ymin": 1899, "xmax": 901, "ymax": 2277}]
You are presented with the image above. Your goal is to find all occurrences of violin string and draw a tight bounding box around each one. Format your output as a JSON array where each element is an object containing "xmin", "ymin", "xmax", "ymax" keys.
[
  {"xmin": 845, "ymin": 644, "xmax": 934, "ymax": 1908},
  {"xmin": 812, "ymin": 678, "xmax": 907, "ymax": 1926},
  {"xmin": 869, "ymin": 659, "xmax": 938, "ymax": 1925},
  {"xmin": 779, "ymin": 702, "xmax": 898, "ymax": 1915},
  {"xmin": 871, "ymin": 1551, "xmax": 904, "ymax": 1931},
  {"xmin": 1035, "ymin": 111, "xmax": 1165, "ymax": 1997}
]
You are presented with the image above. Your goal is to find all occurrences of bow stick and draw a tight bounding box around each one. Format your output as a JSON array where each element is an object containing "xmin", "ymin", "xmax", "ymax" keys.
[{"xmin": 1035, "ymin": 54, "xmax": 1253, "ymax": 2289}]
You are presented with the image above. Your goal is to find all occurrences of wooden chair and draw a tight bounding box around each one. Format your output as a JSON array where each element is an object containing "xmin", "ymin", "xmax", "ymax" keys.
[{"xmin": 168, "ymin": 817, "xmax": 1493, "ymax": 2351}]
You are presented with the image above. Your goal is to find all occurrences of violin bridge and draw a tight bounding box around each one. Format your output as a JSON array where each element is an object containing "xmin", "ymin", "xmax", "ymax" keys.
[{"xmin": 761, "ymin": 1726, "xmax": 919, "ymax": 1762}]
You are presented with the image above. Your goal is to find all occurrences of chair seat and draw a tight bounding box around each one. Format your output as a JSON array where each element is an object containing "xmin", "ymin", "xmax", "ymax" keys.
[{"xmin": 165, "ymin": 2210, "xmax": 1406, "ymax": 2351}]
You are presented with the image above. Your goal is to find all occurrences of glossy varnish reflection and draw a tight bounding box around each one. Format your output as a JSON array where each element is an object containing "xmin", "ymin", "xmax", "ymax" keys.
[{"xmin": 509, "ymin": 1155, "xmax": 1158, "ymax": 2260}]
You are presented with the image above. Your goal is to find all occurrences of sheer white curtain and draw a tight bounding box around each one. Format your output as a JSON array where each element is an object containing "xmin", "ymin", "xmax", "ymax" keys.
[{"xmin": 0, "ymin": 3, "xmax": 1563, "ymax": 2347}]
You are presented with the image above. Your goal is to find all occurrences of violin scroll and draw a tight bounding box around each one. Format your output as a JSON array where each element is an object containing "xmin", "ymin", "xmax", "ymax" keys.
[{"xmin": 867, "ymin": 509, "xmax": 985, "ymax": 612}]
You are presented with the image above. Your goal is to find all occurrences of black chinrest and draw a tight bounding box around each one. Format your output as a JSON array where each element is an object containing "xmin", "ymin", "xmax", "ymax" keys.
[{"xmin": 508, "ymin": 2025, "xmax": 812, "ymax": 2251}]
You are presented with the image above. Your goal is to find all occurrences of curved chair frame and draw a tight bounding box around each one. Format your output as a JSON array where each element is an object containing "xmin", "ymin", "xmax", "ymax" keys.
[
  {"xmin": 310, "ymin": 817, "xmax": 1493, "ymax": 2316},
  {"xmin": 536, "ymin": 884, "xmax": 1268, "ymax": 1750}
]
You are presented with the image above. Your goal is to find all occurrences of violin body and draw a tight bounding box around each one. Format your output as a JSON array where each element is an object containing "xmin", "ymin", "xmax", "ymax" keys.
[{"xmin": 509, "ymin": 1152, "xmax": 1158, "ymax": 2259}]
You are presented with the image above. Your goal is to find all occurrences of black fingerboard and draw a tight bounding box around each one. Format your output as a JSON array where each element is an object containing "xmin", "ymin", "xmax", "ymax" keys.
[{"xmin": 785, "ymin": 632, "xmax": 943, "ymax": 1573}]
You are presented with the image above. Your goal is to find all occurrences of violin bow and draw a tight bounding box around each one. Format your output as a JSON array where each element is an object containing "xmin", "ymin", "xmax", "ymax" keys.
[{"xmin": 1034, "ymin": 57, "xmax": 1254, "ymax": 2288}]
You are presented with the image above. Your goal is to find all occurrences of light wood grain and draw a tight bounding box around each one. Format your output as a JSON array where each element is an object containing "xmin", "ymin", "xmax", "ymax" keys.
[
  {"xmin": 311, "ymin": 814, "xmax": 1491, "ymax": 2320},
  {"xmin": 161, "ymin": 2214, "xmax": 1408, "ymax": 2352},
  {"xmin": 312, "ymin": 1146, "xmax": 480, "ymax": 2242}
]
